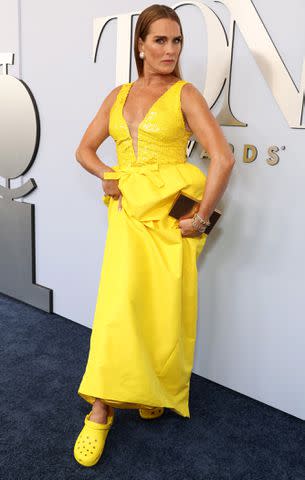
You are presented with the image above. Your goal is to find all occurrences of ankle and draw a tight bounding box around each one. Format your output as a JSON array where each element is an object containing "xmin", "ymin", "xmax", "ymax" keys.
[
  {"xmin": 92, "ymin": 399, "xmax": 109, "ymax": 413},
  {"xmin": 89, "ymin": 410, "xmax": 108, "ymax": 424}
]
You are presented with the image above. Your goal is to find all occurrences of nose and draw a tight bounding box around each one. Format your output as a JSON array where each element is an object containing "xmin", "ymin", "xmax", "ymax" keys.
[
  {"xmin": 165, "ymin": 45, "xmax": 176, "ymax": 57},
  {"xmin": 167, "ymin": 41, "xmax": 179, "ymax": 54}
]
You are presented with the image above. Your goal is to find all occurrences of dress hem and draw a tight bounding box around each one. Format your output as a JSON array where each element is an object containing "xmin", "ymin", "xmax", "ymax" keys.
[{"xmin": 77, "ymin": 390, "xmax": 191, "ymax": 419}]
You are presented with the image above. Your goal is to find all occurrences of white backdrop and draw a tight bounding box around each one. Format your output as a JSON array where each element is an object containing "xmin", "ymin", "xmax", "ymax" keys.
[{"xmin": 2, "ymin": 0, "xmax": 305, "ymax": 420}]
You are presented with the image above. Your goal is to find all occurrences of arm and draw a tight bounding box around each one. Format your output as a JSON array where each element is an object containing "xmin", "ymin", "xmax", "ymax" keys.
[
  {"xmin": 75, "ymin": 84, "xmax": 123, "ymax": 179},
  {"xmin": 181, "ymin": 83, "xmax": 235, "ymax": 221}
]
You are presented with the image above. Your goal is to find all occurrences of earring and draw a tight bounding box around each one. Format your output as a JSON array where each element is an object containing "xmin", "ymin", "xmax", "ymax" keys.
[{"xmin": 139, "ymin": 51, "xmax": 145, "ymax": 59}]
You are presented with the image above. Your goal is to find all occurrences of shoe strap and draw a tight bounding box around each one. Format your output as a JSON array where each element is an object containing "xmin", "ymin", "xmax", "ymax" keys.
[{"xmin": 85, "ymin": 410, "xmax": 114, "ymax": 430}]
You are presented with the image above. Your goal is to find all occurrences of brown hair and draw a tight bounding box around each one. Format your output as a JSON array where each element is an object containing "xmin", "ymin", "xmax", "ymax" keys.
[{"xmin": 134, "ymin": 4, "xmax": 184, "ymax": 79}]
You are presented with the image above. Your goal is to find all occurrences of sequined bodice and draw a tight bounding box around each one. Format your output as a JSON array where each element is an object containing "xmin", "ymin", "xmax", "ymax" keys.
[{"xmin": 108, "ymin": 80, "xmax": 192, "ymax": 167}]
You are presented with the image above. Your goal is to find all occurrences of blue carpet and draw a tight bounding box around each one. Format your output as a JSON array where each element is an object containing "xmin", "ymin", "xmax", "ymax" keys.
[{"xmin": 0, "ymin": 292, "xmax": 304, "ymax": 480}]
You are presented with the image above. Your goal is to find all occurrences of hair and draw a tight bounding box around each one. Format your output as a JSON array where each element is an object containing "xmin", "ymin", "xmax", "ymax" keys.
[{"xmin": 134, "ymin": 4, "xmax": 184, "ymax": 79}]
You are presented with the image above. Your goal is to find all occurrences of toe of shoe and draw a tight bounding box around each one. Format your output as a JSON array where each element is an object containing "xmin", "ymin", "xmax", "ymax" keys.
[
  {"xmin": 73, "ymin": 428, "xmax": 108, "ymax": 466},
  {"xmin": 74, "ymin": 441, "xmax": 104, "ymax": 467}
]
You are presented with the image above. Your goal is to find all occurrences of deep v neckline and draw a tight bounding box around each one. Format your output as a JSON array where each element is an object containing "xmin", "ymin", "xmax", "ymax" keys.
[{"xmin": 121, "ymin": 80, "xmax": 181, "ymax": 162}]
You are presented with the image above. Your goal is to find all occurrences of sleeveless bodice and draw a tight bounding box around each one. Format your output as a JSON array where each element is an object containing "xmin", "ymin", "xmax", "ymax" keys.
[
  {"xmin": 108, "ymin": 80, "xmax": 192, "ymax": 167},
  {"xmin": 102, "ymin": 79, "xmax": 207, "ymax": 223}
]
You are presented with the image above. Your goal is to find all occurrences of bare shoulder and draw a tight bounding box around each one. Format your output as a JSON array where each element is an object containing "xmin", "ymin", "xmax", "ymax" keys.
[
  {"xmin": 181, "ymin": 82, "xmax": 209, "ymax": 114},
  {"xmin": 101, "ymin": 83, "xmax": 125, "ymax": 112},
  {"xmin": 76, "ymin": 84, "xmax": 126, "ymax": 151},
  {"xmin": 180, "ymin": 82, "xmax": 234, "ymax": 162}
]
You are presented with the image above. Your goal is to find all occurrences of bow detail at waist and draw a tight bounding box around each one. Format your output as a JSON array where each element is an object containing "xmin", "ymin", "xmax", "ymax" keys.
[{"xmin": 103, "ymin": 162, "xmax": 165, "ymax": 188}]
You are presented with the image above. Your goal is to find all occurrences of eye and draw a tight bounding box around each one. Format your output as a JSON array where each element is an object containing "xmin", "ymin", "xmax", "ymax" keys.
[{"xmin": 155, "ymin": 38, "xmax": 182, "ymax": 44}]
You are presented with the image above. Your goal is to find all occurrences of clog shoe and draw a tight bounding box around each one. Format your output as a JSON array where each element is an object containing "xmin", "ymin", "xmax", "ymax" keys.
[
  {"xmin": 139, "ymin": 406, "xmax": 164, "ymax": 419},
  {"xmin": 74, "ymin": 406, "xmax": 114, "ymax": 467}
]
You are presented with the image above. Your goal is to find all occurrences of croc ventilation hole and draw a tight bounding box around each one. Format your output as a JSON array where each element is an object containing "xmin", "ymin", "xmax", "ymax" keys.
[{"xmin": 76, "ymin": 437, "xmax": 96, "ymax": 455}]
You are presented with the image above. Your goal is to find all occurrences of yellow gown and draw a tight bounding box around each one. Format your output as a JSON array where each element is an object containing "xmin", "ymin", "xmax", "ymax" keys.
[{"xmin": 77, "ymin": 79, "xmax": 208, "ymax": 418}]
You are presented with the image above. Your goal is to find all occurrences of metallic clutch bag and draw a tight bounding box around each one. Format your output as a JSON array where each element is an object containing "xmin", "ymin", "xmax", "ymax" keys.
[{"xmin": 168, "ymin": 192, "xmax": 222, "ymax": 235}]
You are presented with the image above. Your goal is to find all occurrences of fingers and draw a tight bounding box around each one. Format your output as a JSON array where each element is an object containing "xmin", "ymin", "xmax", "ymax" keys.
[
  {"xmin": 179, "ymin": 225, "xmax": 201, "ymax": 237},
  {"xmin": 108, "ymin": 193, "xmax": 122, "ymax": 209},
  {"xmin": 118, "ymin": 194, "xmax": 122, "ymax": 211},
  {"xmin": 178, "ymin": 218, "xmax": 202, "ymax": 237}
]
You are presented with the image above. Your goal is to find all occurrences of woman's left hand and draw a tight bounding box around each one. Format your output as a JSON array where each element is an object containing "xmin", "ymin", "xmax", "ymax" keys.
[{"xmin": 178, "ymin": 217, "xmax": 203, "ymax": 237}]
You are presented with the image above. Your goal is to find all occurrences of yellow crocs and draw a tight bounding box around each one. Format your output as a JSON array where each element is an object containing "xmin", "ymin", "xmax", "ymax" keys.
[
  {"xmin": 139, "ymin": 406, "xmax": 164, "ymax": 419},
  {"xmin": 73, "ymin": 406, "xmax": 114, "ymax": 467}
]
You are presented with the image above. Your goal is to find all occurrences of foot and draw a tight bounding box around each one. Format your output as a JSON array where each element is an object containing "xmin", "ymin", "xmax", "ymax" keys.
[{"xmin": 74, "ymin": 407, "xmax": 115, "ymax": 467}]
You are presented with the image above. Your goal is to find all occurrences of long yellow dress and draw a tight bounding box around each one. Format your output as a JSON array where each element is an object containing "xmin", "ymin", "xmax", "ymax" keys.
[{"xmin": 77, "ymin": 79, "xmax": 208, "ymax": 418}]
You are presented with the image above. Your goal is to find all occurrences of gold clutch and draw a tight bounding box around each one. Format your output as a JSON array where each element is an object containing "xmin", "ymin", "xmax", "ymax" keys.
[{"xmin": 168, "ymin": 192, "xmax": 221, "ymax": 235}]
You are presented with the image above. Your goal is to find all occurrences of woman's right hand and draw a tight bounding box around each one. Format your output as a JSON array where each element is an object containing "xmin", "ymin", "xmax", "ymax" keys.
[
  {"xmin": 102, "ymin": 178, "xmax": 121, "ymax": 198},
  {"xmin": 102, "ymin": 170, "xmax": 123, "ymax": 209}
]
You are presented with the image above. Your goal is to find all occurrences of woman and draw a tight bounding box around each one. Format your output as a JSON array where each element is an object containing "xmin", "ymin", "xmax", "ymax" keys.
[{"xmin": 73, "ymin": 4, "xmax": 234, "ymax": 467}]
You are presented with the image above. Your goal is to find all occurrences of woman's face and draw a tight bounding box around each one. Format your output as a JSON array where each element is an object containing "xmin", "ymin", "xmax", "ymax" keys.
[{"xmin": 139, "ymin": 18, "xmax": 182, "ymax": 74}]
